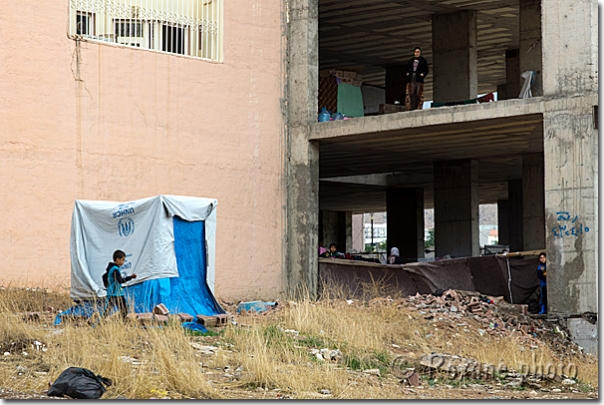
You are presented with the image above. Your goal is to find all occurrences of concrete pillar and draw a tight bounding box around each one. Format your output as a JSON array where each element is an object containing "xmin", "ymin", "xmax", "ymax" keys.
[
  {"xmin": 497, "ymin": 199, "xmax": 509, "ymax": 246},
  {"xmin": 385, "ymin": 65, "xmax": 406, "ymax": 105},
  {"xmin": 540, "ymin": 0, "xmax": 598, "ymax": 319},
  {"xmin": 320, "ymin": 210, "xmax": 336, "ymax": 250},
  {"xmin": 544, "ymin": 108, "xmax": 598, "ymax": 315},
  {"xmin": 285, "ymin": 0, "xmax": 319, "ymax": 298},
  {"xmin": 519, "ymin": 0, "xmax": 542, "ymax": 96},
  {"xmin": 522, "ymin": 154, "xmax": 545, "ymax": 250},
  {"xmin": 320, "ymin": 211, "xmax": 352, "ymax": 253},
  {"xmin": 338, "ymin": 211, "xmax": 353, "ymax": 253},
  {"xmin": 498, "ymin": 49, "xmax": 521, "ymax": 100},
  {"xmin": 386, "ymin": 188, "xmax": 425, "ymax": 260},
  {"xmin": 432, "ymin": 11, "xmax": 477, "ymax": 103},
  {"xmin": 508, "ymin": 179, "xmax": 524, "ymax": 252},
  {"xmin": 351, "ymin": 214, "xmax": 364, "ymax": 252},
  {"xmin": 541, "ymin": 0, "xmax": 598, "ymax": 96},
  {"xmin": 433, "ymin": 160, "xmax": 479, "ymax": 258}
]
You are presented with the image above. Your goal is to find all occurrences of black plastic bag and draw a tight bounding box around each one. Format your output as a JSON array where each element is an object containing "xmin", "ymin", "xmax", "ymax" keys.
[{"xmin": 47, "ymin": 367, "xmax": 113, "ymax": 399}]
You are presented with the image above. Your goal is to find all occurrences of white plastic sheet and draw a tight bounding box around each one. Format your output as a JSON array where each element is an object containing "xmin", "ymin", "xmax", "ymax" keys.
[
  {"xmin": 70, "ymin": 195, "xmax": 218, "ymax": 299},
  {"xmin": 519, "ymin": 71, "xmax": 535, "ymax": 99}
]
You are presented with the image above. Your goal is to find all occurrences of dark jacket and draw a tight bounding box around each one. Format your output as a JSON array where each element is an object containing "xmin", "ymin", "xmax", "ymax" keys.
[
  {"xmin": 406, "ymin": 56, "xmax": 429, "ymax": 83},
  {"xmin": 537, "ymin": 263, "xmax": 546, "ymax": 285}
]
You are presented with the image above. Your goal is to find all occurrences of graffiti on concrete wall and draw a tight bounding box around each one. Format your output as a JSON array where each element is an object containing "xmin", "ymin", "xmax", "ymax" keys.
[{"xmin": 552, "ymin": 211, "xmax": 590, "ymax": 238}]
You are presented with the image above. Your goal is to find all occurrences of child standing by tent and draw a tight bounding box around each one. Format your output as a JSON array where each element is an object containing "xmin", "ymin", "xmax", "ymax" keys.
[{"xmin": 101, "ymin": 250, "xmax": 137, "ymax": 320}]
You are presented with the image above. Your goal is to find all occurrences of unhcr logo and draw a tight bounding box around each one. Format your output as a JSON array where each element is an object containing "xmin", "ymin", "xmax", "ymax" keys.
[
  {"xmin": 112, "ymin": 203, "xmax": 135, "ymax": 219},
  {"xmin": 118, "ymin": 217, "xmax": 135, "ymax": 237}
]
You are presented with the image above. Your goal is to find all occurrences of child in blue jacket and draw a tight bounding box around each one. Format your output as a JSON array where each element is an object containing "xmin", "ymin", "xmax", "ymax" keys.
[
  {"xmin": 101, "ymin": 250, "xmax": 137, "ymax": 320},
  {"xmin": 537, "ymin": 252, "xmax": 547, "ymax": 314}
]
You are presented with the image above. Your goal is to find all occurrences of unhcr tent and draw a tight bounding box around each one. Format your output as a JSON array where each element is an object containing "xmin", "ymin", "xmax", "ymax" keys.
[{"xmin": 56, "ymin": 195, "xmax": 224, "ymax": 324}]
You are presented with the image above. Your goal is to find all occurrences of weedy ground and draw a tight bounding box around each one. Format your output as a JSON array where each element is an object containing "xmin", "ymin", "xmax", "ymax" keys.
[{"xmin": 0, "ymin": 285, "xmax": 597, "ymax": 399}]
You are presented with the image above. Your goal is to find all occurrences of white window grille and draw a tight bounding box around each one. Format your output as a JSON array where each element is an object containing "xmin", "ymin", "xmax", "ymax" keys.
[{"xmin": 69, "ymin": 0, "xmax": 223, "ymax": 62}]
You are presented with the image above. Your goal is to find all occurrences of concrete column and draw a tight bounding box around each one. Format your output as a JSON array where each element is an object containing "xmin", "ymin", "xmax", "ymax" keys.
[
  {"xmin": 385, "ymin": 65, "xmax": 407, "ymax": 105},
  {"xmin": 320, "ymin": 210, "xmax": 337, "ymax": 250},
  {"xmin": 541, "ymin": 0, "xmax": 598, "ymax": 96},
  {"xmin": 351, "ymin": 214, "xmax": 364, "ymax": 252},
  {"xmin": 508, "ymin": 179, "xmax": 524, "ymax": 251},
  {"xmin": 519, "ymin": 0, "xmax": 542, "ymax": 96},
  {"xmin": 338, "ymin": 211, "xmax": 353, "ymax": 253},
  {"xmin": 320, "ymin": 211, "xmax": 352, "ymax": 253},
  {"xmin": 544, "ymin": 108, "xmax": 598, "ymax": 315},
  {"xmin": 540, "ymin": 0, "xmax": 598, "ymax": 354},
  {"xmin": 285, "ymin": 0, "xmax": 319, "ymax": 298},
  {"xmin": 498, "ymin": 49, "xmax": 521, "ymax": 100},
  {"xmin": 433, "ymin": 160, "xmax": 479, "ymax": 258},
  {"xmin": 432, "ymin": 11, "xmax": 477, "ymax": 103},
  {"xmin": 386, "ymin": 188, "xmax": 425, "ymax": 260},
  {"xmin": 522, "ymin": 154, "xmax": 545, "ymax": 250},
  {"xmin": 497, "ymin": 199, "xmax": 509, "ymax": 246}
]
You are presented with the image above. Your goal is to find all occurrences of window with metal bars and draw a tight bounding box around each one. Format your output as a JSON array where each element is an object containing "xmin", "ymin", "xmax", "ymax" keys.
[{"xmin": 69, "ymin": 0, "xmax": 223, "ymax": 62}]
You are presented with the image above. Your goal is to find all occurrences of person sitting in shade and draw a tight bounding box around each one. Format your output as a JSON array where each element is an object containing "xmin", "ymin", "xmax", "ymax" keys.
[
  {"xmin": 321, "ymin": 243, "xmax": 345, "ymax": 259},
  {"xmin": 387, "ymin": 247, "xmax": 404, "ymax": 264}
]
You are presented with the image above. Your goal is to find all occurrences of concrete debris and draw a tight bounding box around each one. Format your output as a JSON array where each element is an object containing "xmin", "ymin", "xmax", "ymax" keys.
[
  {"xmin": 393, "ymin": 289, "xmax": 583, "ymax": 358},
  {"xmin": 189, "ymin": 343, "xmax": 218, "ymax": 355},
  {"xmin": 329, "ymin": 349, "xmax": 343, "ymax": 361},
  {"xmin": 406, "ymin": 372, "xmax": 421, "ymax": 386}
]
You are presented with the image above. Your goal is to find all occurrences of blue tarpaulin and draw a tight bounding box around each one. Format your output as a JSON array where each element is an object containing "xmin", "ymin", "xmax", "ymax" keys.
[{"xmin": 56, "ymin": 216, "xmax": 224, "ymax": 325}]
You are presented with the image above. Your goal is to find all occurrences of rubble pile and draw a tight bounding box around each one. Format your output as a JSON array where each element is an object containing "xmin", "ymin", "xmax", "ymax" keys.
[{"xmin": 395, "ymin": 289, "xmax": 581, "ymax": 355}]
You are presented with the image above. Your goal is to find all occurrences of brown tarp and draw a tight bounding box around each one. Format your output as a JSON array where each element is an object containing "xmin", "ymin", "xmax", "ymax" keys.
[{"xmin": 319, "ymin": 255, "xmax": 540, "ymax": 304}]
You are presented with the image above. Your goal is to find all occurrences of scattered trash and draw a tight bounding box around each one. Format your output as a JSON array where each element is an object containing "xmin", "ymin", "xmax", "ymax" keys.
[
  {"xmin": 363, "ymin": 369, "xmax": 381, "ymax": 376},
  {"xmin": 320, "ymin": 389, "xmax": 331, "ymax": 395},
  {"xmin": 236, "ymin": 301, "xmax": 278, "ymax": 314},
  {"xmin": 47, "ymin": 367, "xmax": 112, "ymax": 399}
]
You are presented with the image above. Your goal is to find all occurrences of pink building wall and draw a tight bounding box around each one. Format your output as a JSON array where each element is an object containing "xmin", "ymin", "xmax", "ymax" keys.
[{"xmin": 0, "ymin": 2, "xmax": 285, "ymax": 300}]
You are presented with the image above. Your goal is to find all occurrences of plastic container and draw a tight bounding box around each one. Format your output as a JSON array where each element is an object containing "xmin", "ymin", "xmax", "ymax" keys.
[{"xmin": 318, "ymin": 107, "xmax": 331, "ymax": 122}]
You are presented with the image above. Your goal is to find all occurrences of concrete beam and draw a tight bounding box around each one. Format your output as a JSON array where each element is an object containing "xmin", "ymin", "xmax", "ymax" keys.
[{"xmin": 309, "ymin": 94, "xmax": 597, "ymax": 142}]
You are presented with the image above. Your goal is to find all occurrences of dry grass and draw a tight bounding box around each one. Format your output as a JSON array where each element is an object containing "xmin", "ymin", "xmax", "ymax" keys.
[{"xmin": 0, "ymin": 286, "xmax": 597, "ymax": 399}]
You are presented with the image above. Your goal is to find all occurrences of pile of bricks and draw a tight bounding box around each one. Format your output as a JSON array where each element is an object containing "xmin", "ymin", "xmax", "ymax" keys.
[
  {"xmin": 129, "ymin": 304, "xmax": 195, "ymax": 325},
  {"xmin": 129, "ymin": 304, "xmax": 232, "ymax": 328}
]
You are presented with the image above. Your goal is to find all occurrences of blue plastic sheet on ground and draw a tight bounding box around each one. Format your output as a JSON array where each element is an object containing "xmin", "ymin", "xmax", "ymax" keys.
[
  {"xmin": 55, "ymin": 217, "xmax": 224, "ymax": 325},
  {"xmin": 181, "ymin": 322, "xmax": 208, "ymax": 333},
  {"xmin": 54, "ymin": 300, "xmax": 104, "ymax": 325},
  {"xmin": 236, "ymin": 301, "xmax": 278, "ymax": 314}
]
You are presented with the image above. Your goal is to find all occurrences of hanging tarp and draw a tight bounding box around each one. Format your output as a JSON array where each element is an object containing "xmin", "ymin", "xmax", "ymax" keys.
[
  {"xmin": 319, "ymin": 255, "xmax": 539, "ymax": 304},
  {"xmin": 59, "ymin": 195, "xmax": 224, "ymax": 324}
]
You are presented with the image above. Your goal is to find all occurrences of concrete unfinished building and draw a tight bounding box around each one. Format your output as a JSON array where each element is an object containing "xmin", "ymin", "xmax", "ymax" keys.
[{"xmin": 284, "ymin": 0, "xmax": 598, "ymax": 352}]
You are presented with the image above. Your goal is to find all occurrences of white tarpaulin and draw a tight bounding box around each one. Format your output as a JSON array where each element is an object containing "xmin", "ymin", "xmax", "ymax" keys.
[{"xmin": 70, "ymin": 195, "xmax": 217, "ymax": 300}]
